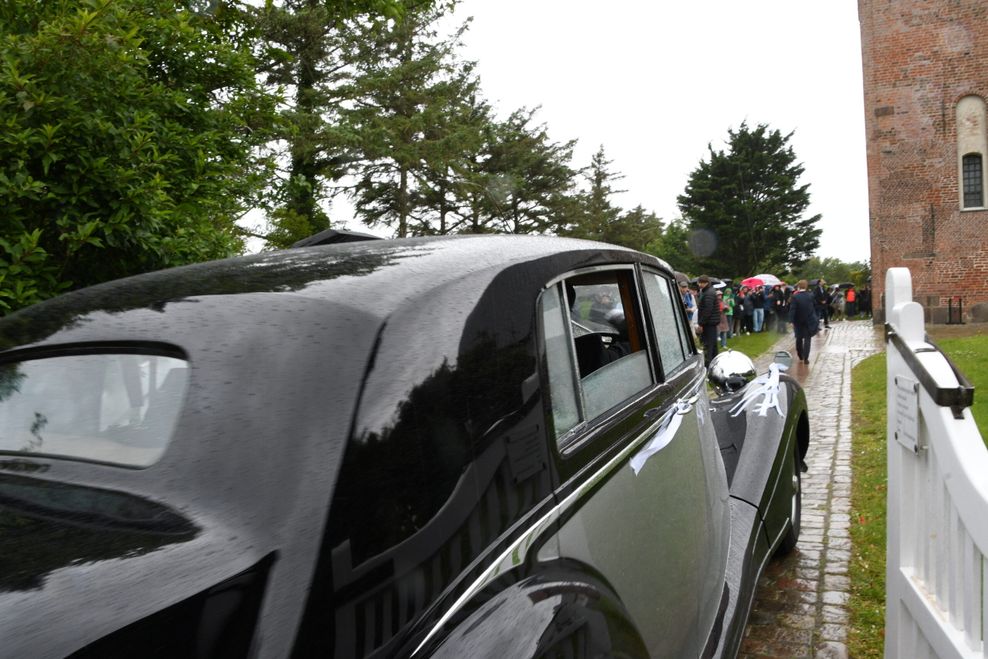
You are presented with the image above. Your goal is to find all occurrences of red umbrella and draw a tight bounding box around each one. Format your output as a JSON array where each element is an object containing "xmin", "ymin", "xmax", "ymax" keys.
[{"xmin": 740, "ymin": 276, "xmax": 765, "ymax": 288}]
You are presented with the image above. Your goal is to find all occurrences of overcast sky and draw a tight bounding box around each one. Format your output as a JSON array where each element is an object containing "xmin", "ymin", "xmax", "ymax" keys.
[{"xmin": 444, "ymin": 0, "xmax": 871, "ymax": 264}]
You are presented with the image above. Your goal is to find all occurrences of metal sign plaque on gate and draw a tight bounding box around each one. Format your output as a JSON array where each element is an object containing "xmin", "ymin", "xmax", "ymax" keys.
[{"xmin": 893, "ymin": 375, "xmax": 921, "ymax": 453}]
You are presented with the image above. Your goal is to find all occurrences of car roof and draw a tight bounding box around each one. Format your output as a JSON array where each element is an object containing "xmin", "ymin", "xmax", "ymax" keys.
[{"xmin": 0, "ymin": 235, "xmax": 667, "ymax": 353}]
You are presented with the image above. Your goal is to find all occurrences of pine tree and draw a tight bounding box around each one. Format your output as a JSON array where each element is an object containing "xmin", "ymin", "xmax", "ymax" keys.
[
  {"xmin": 481, "ymin": 108, "xmax": 578, "ymax": 235},
  {"xmin": 605, "ymin": 205, "xmax": 663, "ymax": 252},
  {"xmin": 258, "ymin": 0, "xmax": 421, "ymax": 246},
  {"xmin": 342, "ymin": 7, "xmax": 477, "ymax": 237},
  {"xmin": 561, "ymin": 146, "xmax": 623, "ymax": 240},
  {"xmin": 404, "ymin": 64, "xmax": 490, "ymax": 235}
]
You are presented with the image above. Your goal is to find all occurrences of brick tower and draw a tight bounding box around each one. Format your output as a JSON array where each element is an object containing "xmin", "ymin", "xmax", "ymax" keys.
[{"xmin": 859, "ymin": 0, "xmax": 988, "ymax": 323}]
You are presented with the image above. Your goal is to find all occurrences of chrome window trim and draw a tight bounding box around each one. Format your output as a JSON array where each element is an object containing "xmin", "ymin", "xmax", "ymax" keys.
[{"xmin": 542, "ymin": 263, "xmax": 638, "ymax": 290}]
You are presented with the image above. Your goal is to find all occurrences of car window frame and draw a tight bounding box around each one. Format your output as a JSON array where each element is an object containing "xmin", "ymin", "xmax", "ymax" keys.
[{"xmin": 538, "ymin": 264, "xmax": 663, "ymax": 455}]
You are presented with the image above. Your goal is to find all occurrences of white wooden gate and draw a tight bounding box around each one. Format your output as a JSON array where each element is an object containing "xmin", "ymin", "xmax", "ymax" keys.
[{"xmin": 884, "ymin": 267, "xmax": 987, "ymax": 659}]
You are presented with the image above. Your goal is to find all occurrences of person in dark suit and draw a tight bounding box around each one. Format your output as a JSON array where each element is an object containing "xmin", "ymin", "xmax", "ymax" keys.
[
  {"xmin": 813, "ymin": 278, "xmax": 831, "ymax": 329},
  {"xmin": 694, "ymin": 275, "xmax": 721, "ymax": 367},
  {"xmin": 771, "ymin": 284, "xmax": 787, "ymax": 333},
  {"xmin": 789, "ymin": 279, "xmax": 819, "ymax": 364}
]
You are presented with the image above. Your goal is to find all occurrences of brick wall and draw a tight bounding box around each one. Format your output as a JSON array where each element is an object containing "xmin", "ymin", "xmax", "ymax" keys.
[{"xmin": 859, "ymin": 0, "xmax": 988, "ymax": 323}]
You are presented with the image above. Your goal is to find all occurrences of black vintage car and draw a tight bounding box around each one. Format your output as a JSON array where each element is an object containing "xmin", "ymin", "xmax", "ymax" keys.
[{"xmin": 0, "ymin": 235, "xmax": 808, "ymax": 658}]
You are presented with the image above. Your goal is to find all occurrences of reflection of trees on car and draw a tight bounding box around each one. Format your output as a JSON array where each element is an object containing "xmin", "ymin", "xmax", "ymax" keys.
[
  {"xmin": 322, "ymin": 336, "xmax": 554, "ymax": 655},
  {"xmin": 0, "ymin": 475, "xmax": 198, "ymax": 593},
  {"xmin": 0, "ymin": 366, "xmax": 24, "ymax": 405},
  {"xmin": 327, "ymin": 336, "xmax": 541, "ymax": 565}
]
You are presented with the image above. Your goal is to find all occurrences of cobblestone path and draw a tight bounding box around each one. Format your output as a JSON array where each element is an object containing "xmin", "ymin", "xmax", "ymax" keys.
[{"xmin": 739, "ymin": 320, "xmax": 882, "ymax": 658}]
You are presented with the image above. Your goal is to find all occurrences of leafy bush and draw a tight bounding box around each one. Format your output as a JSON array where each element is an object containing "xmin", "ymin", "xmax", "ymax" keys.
[{"xmin": 0, "ymin": 0, "xmax": 278, "ymax": 312}]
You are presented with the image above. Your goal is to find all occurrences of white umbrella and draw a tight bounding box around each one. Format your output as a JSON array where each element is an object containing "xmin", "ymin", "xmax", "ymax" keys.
[{"xmin": 753, "ymin": 273, "xmax": 783, "ymax": 286}]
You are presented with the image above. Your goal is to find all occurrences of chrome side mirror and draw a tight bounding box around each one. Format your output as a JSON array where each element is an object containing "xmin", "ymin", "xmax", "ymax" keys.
[{"xmin": 708, "ymin": 350, "xmax": 756, "ymax": 393}]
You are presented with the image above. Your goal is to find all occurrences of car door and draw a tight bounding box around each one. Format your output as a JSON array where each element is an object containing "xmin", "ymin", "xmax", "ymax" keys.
[{"xmin": 539, "ymin": 265, "xmax": 730, "ymax": 657}]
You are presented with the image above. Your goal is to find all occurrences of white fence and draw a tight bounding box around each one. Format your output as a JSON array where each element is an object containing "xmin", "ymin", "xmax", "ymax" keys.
[{"xmin": 885, "ymin": 267, "xmax": 988, "ymax": 659}]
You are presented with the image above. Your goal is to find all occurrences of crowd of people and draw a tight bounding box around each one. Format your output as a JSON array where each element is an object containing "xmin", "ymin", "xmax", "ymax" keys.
[{"xmin": 680, "ymin": 276, "xmax": 873, "ymax": 366}]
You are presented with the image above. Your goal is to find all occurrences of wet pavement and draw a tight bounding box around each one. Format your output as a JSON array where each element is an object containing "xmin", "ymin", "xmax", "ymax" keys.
[{"xmin": 739, "ymin": 320, "xmax": 882, "ymax": 659}]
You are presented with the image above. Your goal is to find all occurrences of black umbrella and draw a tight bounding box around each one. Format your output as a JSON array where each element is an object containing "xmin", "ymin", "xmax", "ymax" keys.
[{"xmin": 688, "ymin": 276, "xmax": 723, "ymax": 286}]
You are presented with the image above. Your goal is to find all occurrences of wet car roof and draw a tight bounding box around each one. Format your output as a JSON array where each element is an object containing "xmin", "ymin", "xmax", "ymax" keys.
[{"xmin": 0, "ymin": 235, "xmax": 661, "ymax": 353}]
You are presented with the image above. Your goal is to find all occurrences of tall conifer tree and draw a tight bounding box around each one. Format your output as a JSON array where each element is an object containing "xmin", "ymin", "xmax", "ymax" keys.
[
  {"xmin": 677, "ymin": 122, "xmax": 821, "ymax": 275},
  {"xmin": 342, "ymin": 6, "xmax": 476, "ymax": 237},
  {"xmin": 259, "ymin": 0, "xmax": 424, "ymax": 245},
  {"xmin": 482, "ymin": 108, "xmax": 578, "ymax": 235}
]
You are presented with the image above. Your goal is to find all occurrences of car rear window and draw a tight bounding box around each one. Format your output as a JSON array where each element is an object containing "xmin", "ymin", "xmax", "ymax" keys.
[{"xmin": 0, "ymin": 352, "xmax": 188, "ymax": 467}]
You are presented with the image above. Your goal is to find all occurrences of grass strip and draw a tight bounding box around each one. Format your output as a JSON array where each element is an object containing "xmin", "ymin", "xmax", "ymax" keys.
[
  {"xmin": 848, "ymin": 352, "xmax": 887, "ymax": 658},
  {"xmin": 723, "ymin": 328, "xmax": 781, "ymax": 358}
]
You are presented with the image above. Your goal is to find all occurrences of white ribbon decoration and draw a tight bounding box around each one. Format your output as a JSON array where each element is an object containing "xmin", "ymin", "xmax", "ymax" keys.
[
  {"xmin": 729, "ymin": 362, "xmax": 787, "ymax": 418},
  {"xmin": 630, "ymin": 400, "xmax": 689, "ymax": 475}
]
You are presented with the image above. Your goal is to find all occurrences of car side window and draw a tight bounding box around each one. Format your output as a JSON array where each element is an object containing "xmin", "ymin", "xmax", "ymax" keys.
[
  {"xmin": 642, "ymin": 271, "xmax": 690, "ymax": 376},
  {"xmin": 540, "ymin": 269, "xmax": 654, "ymax": 442}
]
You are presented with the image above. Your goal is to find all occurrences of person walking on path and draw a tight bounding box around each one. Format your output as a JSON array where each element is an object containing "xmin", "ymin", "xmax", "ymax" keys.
[
  {"xmin": 814, "ymin": 279, "xmax": 831, "ymax": 329},
  {"xmin": 695, "ymin": 275, "xmax": 721, "ymax": 367},
  {"xmin": 789, "ymin": 279, "xmax": 818, "ymax": 364}
]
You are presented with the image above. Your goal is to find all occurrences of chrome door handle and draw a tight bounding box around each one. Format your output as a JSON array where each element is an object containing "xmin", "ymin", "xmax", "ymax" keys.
[{"xmin": 676, "ymin": 394, "xmax": 699, "ymax": 414}]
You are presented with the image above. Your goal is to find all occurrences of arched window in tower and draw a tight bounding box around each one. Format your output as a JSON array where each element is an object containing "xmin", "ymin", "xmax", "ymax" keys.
[
  {"xmin": 956, "ymin": 95, "xmax": 987, "ymax": 209},
  {"xmin": 963, "ymin": 153, "xmax": 984, "ymax": 208}
]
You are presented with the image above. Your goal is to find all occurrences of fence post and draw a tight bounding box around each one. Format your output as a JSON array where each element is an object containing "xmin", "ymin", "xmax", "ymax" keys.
[{"xmin": 885, "ymin": 267, "xmax": 923, "ymax": 659}]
